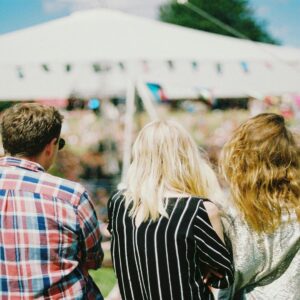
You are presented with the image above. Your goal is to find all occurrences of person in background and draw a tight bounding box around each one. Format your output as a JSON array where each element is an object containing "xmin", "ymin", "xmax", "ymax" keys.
[
  {"xmin": 107, "ymin": 120, "xmax": 234, "ymax": 300},
  {"xmin": 218, "ymin": 113, "xmax": 300, "ymax": 300},
  {"xmin": 0, "ymin": 103, "xmax": 104, "ymax": 299}
]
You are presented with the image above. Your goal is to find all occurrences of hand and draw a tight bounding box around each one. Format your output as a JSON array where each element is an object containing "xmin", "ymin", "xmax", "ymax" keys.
[{"xmin": 203, "ymin": 268, "xmax": 224, "ymax": 284}]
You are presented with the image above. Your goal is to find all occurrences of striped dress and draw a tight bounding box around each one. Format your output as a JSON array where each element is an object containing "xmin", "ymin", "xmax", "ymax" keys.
[{"xmin": 107, "ymin": 191, "xmax": 234, "ymax": 300}]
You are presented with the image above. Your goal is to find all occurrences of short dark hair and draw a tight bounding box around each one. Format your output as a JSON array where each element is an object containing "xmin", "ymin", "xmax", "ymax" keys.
[{"xmin": 1, "ymin": 103, "xmax": 63, "ymax": 157}]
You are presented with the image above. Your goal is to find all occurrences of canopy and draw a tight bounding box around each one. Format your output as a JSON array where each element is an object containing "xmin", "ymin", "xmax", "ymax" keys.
[
  {"xmin": 0, "ymin": 8, "xmax": 300, "ymax": 99},
  {"xmin": 0, "ymin": 60, "xmax": 299, "ymax": 100}
]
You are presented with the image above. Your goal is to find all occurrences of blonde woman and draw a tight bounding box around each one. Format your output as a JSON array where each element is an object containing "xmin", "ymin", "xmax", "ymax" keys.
[
  {"xmin": 218, "ymin": 113, "xmax": 300, "ymax": 300},
  {"xmin": 107, "ymin": 120, "xmax": 233, "ymax": 300}
]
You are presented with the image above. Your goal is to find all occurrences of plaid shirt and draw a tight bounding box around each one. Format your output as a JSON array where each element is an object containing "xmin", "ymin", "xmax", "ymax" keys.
[{"xmin": 0, "ymin": 157, "xmax": 104, "ymax": 300}]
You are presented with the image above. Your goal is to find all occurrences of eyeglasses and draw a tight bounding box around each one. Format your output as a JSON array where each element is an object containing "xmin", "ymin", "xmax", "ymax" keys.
[{"xmin": 58, "ymin": 138, "xmax": 65, "ymax": 150}]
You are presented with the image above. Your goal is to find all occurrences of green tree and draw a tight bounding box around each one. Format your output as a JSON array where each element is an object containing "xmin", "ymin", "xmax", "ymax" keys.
[{"xmin": 159, "ymin": 0, "xmax": 279, "ymax": 44}]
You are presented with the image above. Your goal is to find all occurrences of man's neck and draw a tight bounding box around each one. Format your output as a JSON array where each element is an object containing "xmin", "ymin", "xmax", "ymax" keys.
[{"xmin": 13, "ymin": 154, "xmax": 48, "ymax": 170}]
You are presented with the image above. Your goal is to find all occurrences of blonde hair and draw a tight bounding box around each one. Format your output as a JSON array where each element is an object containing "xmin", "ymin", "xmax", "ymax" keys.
[
  {"xmin": 125, "ymin": 120, "xmax": 222, "ymax": 221},
  {"xmin": 220, "ymin": 113, "xmax": 300, "ymax": 233}
]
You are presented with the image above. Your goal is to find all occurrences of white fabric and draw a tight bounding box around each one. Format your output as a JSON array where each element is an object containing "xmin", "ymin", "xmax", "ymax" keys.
[
  {"xmin": 1, "ymin": 8, "xmax": 299, "ymax": 64},
  {"xmin": 0, "ymin": 8, "xmax": 299, "ymax": 99}
]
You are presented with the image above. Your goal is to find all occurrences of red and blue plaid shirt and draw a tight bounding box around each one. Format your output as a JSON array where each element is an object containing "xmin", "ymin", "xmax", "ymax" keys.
[{"xmin": 0, "ymin": 157, "xmax": 104, "ymax": 299}]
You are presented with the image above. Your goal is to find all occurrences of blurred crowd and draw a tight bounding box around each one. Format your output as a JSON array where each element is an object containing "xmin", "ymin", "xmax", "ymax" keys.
[
  {"xmin": 1, "ymin": 95, "xmax": 298, "ymax": 225},
  {"xmin": 39, "ymin": 94, "xmax": 300, "ymax": 225}
]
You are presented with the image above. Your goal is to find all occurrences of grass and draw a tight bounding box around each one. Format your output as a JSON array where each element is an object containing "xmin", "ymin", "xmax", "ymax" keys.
[{"xmin": 90, "ymin": 268, "xmax": 117, "ymax": 297}]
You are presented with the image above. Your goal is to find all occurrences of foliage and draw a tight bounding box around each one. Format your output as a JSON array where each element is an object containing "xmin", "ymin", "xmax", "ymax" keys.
[
  {"xmin": 90, "ymin": 268, "xmax": 117, "ymax": 297},
  {"xmin": 0, "ymin": 101, "xmax": 15, "ymax": 112},
  {"xmin": 159, "ymin": 0, "xmax": 279, "ymax": 44}
]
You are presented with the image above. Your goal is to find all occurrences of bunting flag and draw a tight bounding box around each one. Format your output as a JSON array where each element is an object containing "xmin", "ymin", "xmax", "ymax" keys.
[
  {"xmin": 65, "ymin": 64, "xmax": 72, "ymax": 72},
  {"xmin": 118, "ymin": 62, "xmax": 125, "ymax": 71},
  {"xmin": 241, "ymin": 61, "xmax": 249, "ymax": 73},
  {"xmin": 146, "ymin": 82, "xmax": 168, "ymax": 102},
  {"xmin": 42, "ymin": 64, "xmax": 50, "ymax": 72},
  {"xmin": 167, "ymin": 60, "xmax": 174, "ymax": 70},
  {"xmin": 192, "ymin": 61, "xmax": 199, "ymax": 71},
  {"xmin": 92, "ymin": 63, "xmax": 112, "ymax": 73},
  {"xmin": 17, "ymin": 67, "xmax": 24, "ymax": 79},
  {"xmin": 92, "ymin": 63, "xmax": 101, "ymax": 72},
  {"xmin": 142, "ymin": 60, "xmax": 149, "ymax": 73},
  {"xmin": 265, "ymin": 62, "xmax": 273, "ymax": 70}
]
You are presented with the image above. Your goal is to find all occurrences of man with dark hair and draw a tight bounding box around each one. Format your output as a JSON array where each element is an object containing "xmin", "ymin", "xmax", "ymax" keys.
[{"xmin": 0, "ymin": 103, "xmax": 104, "ymax": 299}]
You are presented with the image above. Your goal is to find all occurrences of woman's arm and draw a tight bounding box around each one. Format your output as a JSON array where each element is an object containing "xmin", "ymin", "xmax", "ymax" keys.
[
  {"xmin": 203, "ymin": 201, "xmax": 225, "ymax": 243},
  {"xmin": 194, "ymin": 200, "xmax": 234, "ymax": 288}
]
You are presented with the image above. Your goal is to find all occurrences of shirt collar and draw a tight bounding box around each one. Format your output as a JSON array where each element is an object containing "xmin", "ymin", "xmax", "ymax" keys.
[{"xmin": 0, "ymin": 156, "xmax": 45, "ymax": 173}]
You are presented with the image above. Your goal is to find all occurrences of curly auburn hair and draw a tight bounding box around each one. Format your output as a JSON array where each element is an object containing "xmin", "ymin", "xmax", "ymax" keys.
[
  {"xmin": 220, "ymin": 113, "xmax": 300, "ymax": 233},
  {"xmin": 1, "ymin": 103, "xmax": 63, "ymax": 157}
]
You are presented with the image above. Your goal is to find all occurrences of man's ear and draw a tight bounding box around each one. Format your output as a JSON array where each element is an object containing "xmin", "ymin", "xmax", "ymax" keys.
[{"xmin": 44, "ymin": 138, "xmax": 57, "ymax": 156}]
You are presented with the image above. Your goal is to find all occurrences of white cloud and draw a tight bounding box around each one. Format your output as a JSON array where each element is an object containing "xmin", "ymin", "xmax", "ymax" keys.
[
  {"xmin": 270, "ymin": 25, "xmax": 290, "ymax": 37},
  {"xmin": 256, "ymin": 5, "xmax": 270, "ymax": 17},
  {"xmin": 271, "ymin": 26, "xmax": 300, "ymax": 47},
  {"xmin": 43, "ymin": 0, "xmax": 106, "ymax": 13},
  {"xmin": 43, "ymin": 0, "xmax": 167, "ymax": 18}
]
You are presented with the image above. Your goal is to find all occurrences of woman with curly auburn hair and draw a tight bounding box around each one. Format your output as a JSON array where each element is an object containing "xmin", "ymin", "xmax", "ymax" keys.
[
  {"xmin": 107, "ymin": 120, "xmax": 234, "ymax": 300},
  {"xmin": 218, "ymin": 113, "xmax": 300, "ymax": 300}
]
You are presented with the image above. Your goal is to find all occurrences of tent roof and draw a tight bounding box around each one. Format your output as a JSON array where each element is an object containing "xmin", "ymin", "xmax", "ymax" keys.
[
  {"xmin": 0, "ymin": 59, "xmax": 299, "ymax": 100},
  {"xmin": 1, "ymin": 8, "xmax": 300, "ymax": 64},
  {"xmin": 0, "ymin": 8, "xmax": 300, "ymax": 99}
]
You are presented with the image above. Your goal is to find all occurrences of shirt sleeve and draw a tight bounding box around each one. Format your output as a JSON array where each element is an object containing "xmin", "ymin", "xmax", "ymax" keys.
[
  {"xmin": 194, "ymin": 200, "xmax": 234, "ymax": 288},
  {"xmin": 77, "ymin": 191, "xmax": 104, "ymax": 270},
  {"xmin": 107, "ymin": 189, "xmax": 123, "ymax": 233}
]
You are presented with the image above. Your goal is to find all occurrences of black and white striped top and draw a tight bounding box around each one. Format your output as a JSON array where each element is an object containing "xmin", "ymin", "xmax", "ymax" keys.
[{"xmin": 107, "ymin": 191, "xmax": 234, "ymax": 300}]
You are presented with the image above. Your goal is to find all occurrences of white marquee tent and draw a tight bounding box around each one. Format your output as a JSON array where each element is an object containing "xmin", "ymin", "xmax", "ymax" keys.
[
  {"xmin": 1, "ymin": 8, "xmax": 300, "ymax": 180},
  {"xmin": 0, "ymin": 8, "xmax": 300, "ymax": 100},
  {"xmin": 1, "ymin": 8, "xmax": 300, "ymax": 64}
]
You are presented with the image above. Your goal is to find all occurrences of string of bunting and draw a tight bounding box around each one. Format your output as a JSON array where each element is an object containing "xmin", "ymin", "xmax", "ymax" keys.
[{"xmin": 15, "ymin": 60, "xmax": 274, "ymax": 78}]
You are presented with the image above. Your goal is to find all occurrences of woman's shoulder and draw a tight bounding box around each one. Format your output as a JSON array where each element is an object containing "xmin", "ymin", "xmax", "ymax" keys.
[
  {"xmin": 192, "ymin": 197, "xmax": 221, "ymax": 219},
  {"xmin": 202, "ymin": 200, "xmax": 220, "ymax": 217},
  {"xmin": 170, "ymin": 195, "xmax": 212, "ymax": 209},
  {"xmin": 194, "ymin": 198, "xmax": 225, "ymax": 242},
  {"xmin": 163, "ymin": 195, "xmax": 209, "ymax": 217},
  {"xmin": 178, "ymin": 196, "xmax": 221, "ymax": 226},
  {"xmin": 107, "ymin": 189, "xmax": 126, "ymax": 209}
]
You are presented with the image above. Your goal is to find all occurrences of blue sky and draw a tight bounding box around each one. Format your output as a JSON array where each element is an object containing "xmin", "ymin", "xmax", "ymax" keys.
[{"xmin": 0, "ymin": 0, "xmax": 299, "ymax": 47}]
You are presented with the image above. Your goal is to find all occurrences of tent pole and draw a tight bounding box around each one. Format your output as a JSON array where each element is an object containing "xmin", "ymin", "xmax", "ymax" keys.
[
  {"xmin": 136, "ymin": 80, "xmax": 158, "ymax": 120},
  {"xmin": 120, "ymin": 79, "xmax": 136, "ymax": 186}
]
